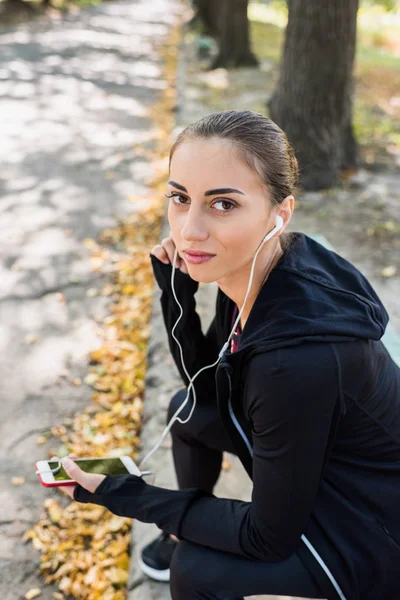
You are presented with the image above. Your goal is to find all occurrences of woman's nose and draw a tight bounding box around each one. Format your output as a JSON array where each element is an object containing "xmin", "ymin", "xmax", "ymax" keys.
[{"xmin": 181, "ymin": 209, "xmax": 208, "ymax": 242}]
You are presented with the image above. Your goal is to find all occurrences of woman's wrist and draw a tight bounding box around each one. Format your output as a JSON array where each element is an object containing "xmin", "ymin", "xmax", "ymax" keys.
[{"xmin": 73, "ymin": 473, "xmax": 145, "ymax": 504}]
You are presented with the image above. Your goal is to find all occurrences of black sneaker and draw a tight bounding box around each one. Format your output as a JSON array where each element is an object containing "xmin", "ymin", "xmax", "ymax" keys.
[{"xmin": 138, "ymin": 531, "xmax": 178, "ymax": 582}]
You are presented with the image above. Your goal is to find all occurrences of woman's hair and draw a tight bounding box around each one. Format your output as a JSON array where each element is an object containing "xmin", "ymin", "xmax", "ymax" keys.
[{"xmin": 169, "ymin": 109, "xmax": 298, "ymax": 254}]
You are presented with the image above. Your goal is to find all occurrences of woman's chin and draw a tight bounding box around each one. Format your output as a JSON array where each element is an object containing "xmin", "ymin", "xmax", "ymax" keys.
[{"xmin": 186, "ymin": 267, "xmax": 218, "ymax": 285}]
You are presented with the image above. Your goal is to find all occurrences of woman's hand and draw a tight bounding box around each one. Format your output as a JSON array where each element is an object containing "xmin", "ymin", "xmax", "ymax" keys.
[
  {"xmin": 150, "ymin": 235, "xmax": 189, "ymax": 275},
  {"xmin": 51, "ymin": 454, "xmax": 106, "ymax": 499}
]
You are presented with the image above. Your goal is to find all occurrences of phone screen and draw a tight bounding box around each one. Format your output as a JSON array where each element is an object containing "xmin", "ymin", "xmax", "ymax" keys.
[{"xmin": 48, "ymin": 457, "xmax": 130, "ymax": 481}]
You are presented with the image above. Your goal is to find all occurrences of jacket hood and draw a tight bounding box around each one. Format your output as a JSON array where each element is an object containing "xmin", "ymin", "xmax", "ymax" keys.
[{"xmin": 231, "ymin": 232, "xmax": 389, "ymax": 356}]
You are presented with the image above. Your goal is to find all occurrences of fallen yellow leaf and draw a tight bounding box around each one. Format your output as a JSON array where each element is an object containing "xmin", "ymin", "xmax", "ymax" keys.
[
  {"xmin": 12, "ymin": 476, "xmax": 25, "ymax": 486},
  {"xmin": 83, "ymin": 238, "xmax": 97, "ymax": 249},
  {"xmin": 222, "ymin": 459, "xmax": 231, "ymax": 471},
  {"xmin": 108, "ymin": 515, "xmax": 128, "ymax": 532},
  {"xmin": 25, "ymin": 41, "xmax": 179, "ymax": 593},
  {"xmin": 108, "ymin": 566, "xmax": 128, "ymax": 585},
  {"xmin": 25, "ymin": 589, "xmax": 41, "ymax": 600},
  {"xmin": 381, "ymin": 265, "xmax": 397, "ymax": 277},
  {"xmin": 47, "ymin": 502, "xmax": 63, "ymax": 524}
]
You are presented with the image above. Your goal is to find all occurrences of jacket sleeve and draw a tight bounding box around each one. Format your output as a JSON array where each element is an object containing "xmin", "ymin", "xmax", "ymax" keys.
[
  {"xmin": 150, "ymin": 253, "xmax": 219, "ymax": 397},
  {"xmin": 73, "ymin": 343, "xmax": 341, "ymax": 562}
]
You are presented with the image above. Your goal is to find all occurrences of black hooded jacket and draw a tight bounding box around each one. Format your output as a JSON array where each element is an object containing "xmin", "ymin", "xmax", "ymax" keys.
[{"xmin": 74, "ymin": 233, "xmax": 400, "ymax": 600}]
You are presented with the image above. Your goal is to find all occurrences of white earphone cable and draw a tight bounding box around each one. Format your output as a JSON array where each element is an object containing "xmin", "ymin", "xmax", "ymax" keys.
[{"xmin": 138, "ymin": 217, "xmax": 283, "ymax": 470}]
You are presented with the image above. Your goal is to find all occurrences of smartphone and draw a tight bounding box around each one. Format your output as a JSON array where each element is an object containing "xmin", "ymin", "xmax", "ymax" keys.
[{"xmin": 35, "ymin": 455, "xmax": 141, "ymax": 487}]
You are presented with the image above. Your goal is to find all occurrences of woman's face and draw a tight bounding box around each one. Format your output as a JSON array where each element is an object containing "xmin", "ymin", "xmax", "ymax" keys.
[{"xmin": 167, "ymin": 138, "xmax": 279, "ymax": 284}]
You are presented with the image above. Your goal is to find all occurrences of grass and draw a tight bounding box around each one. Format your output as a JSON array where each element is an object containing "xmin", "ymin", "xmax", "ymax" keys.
[{"xmin": 250, "ymin": 19, "xmax": 283, "ymax": 64}]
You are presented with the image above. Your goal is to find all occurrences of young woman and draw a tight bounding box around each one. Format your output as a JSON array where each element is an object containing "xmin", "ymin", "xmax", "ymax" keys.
[{"xmin": 61, "ymin": 110, "xmax": 400, "ymax": 600}]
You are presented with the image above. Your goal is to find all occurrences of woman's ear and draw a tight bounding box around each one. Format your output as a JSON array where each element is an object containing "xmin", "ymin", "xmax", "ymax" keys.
[{"xmin": 279, "ymin": 195, "xmax": 295, "ymax": 229}]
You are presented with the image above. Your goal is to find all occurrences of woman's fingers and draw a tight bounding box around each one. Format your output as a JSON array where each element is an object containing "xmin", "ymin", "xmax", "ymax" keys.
[
  {"xmin": 49, "ymin": 455, "xmax": 78, "ymax": 497},
  {"xmin": 61, "ymin": 457, "xmax": 106, "ymax": 493},
  {"xmin": 50, "ymin": 453, "xmax": 78, "ymax": 462},
  {"xmin": 150, "ymin": 243, "xmax": 169, "ymax": 264},
  {"xmin": 150, "ymin": 236, "xmax": 188, "ymax": 274},
  {"xmin": 160, "ymin": 237, "xmax": 178, "ymax": 264},
  {"xmin": 161, "ymin": 238, "xmax": 189, "ymax": 273}
]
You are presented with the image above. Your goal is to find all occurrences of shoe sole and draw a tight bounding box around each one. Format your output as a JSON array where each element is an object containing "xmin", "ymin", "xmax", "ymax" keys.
[{"xmin": 138, "ymin": 555, "xmax": 170, "ymax": 582}]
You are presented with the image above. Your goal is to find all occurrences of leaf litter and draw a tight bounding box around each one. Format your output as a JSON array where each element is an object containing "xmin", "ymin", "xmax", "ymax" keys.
[{"xmin": 24, "ymin": 22, "xmax": 180, "ymax": 600}]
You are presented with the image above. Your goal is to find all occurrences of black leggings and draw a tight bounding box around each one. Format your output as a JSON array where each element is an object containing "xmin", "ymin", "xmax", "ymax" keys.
[{"xmin": 166, "ymin": 388, "xmax": 326, "ymax": 600}]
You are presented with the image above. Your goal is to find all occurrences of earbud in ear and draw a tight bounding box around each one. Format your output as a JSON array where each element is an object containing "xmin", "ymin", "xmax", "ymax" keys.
[{"xmin": 262, "ymin": 215, "xmax": 284, "ymax": 243}]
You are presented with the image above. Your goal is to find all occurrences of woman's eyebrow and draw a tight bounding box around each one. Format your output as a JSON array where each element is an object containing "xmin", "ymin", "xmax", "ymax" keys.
[
  {"xmin": 168, "ymin": 181, "xmax": 245, "ymax": 196},
  {"xmin": 168, "ymin": 180, "xmax": 187, "ymax": 192},
  {"xmin": 204, "ymin": 187, "xmax": 245, "ymax": 196}
]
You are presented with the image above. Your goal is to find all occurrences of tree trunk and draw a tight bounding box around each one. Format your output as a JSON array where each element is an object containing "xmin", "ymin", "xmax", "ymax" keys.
[
  {"xmin": 341, "ymin": 79, "xmax": 360, "ymax": 170},
  {"xmin": 268, "ymin": 0, "xmax": 359, "ymax": 190},
  {"xmin": 211, "ymin": 0, "xmax": 259, "ymax": 69},
  {"xmin": 1, "ymin": 0, "xmax": 36, "ymax": 12},
  {"xmin": 192, "ymin": 0, "xmax": 221, "ymax": 37}
]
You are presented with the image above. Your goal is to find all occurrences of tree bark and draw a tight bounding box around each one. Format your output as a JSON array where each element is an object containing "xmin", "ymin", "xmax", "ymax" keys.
[
  {"xmin": 269, "ymin": 0, "xmax": 359, "ymax": 190},
  {"xmin": 341, "ymin": 79, "xmax": 360, "ymax": 170},
  {"xmin": 192, "ymin": 0, "xmax": 221, "ymax": 37},
  {"xmin": 1, "ymin": 0, "xmax": 36, "ymax": 12},
  {"xmin": 201, "ymin": 0, "xmax": 259, "ymax": 69}
]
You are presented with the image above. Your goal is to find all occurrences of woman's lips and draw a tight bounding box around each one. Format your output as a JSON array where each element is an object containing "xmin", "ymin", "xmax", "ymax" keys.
[{"xmin": 182, "ymin": 251, "xmax": 215, "ymax": 265}]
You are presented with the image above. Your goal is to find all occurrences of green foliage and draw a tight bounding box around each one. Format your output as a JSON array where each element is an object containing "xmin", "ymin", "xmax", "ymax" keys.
[
  {"xmin": 361, "ymin": 0, "xmax": 399, "ymax": 12},
  {"xmin": 357, "ymin": 44, "xmax": 400, "ymax": 69},
  {"xmin": 250, "ymin": 19, "xmax": 283, "ymax": 63},
  {"xmin": 354, "ymin": 100, "xmax": 398, "ymax": 145}
]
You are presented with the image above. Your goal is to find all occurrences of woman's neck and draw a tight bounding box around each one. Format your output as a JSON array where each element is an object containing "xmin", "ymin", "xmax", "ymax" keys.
[{"xmin": 217, "ymin": 240, "xmax": 283, "ymax": 330}]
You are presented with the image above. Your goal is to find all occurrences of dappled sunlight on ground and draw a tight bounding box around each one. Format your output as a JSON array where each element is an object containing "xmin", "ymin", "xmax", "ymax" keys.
[
  {"xmin": 0, "ymin": 3, "xmax": 173, "ymax": 308},
  {"xmin": 0, "ymin": 2, "xmax": 181, "ymax": 597}
]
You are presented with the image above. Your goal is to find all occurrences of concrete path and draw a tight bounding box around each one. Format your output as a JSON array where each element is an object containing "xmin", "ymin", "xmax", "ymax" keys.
[{"xmin": 0, "ymin": 1, "xmax": 180, "ymax": 598}]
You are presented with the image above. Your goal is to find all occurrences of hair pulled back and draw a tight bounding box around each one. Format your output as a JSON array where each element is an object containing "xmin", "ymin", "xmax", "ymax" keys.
[{"xmin": 169, "ymin": 109, "xmax": 298, "ymax": 254}]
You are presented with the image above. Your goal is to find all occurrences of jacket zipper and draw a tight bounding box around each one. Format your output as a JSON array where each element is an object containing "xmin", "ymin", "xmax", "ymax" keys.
[{"xmin": 225, "ymin": 368, "xmax": 347, "ymax": 600}]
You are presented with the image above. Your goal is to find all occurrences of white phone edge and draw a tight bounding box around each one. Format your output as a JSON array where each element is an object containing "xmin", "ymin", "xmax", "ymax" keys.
[{"xmin": 36, "ymin": 455, "xmax": 141, "ymax": 484}]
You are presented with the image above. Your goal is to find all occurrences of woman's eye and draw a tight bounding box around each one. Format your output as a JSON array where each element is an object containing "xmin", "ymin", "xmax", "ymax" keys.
[
  {"xmin": 166, "ymin": 193, "xmax": 189, "ymax": 205},
  {"xmin": 213, "ymin": 199, "xmax": 236, "ymax": 212},
  {"xmin": 166, "ymin": 193, "xmax": 236, "ymax": 213}
]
